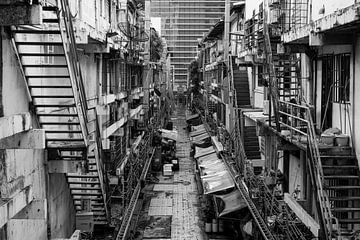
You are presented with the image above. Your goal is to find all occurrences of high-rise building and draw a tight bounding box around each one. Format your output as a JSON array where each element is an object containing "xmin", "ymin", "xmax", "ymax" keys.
[{"xmin": 151, "ymin": 0, "xmax": 238, "ymax": 91}]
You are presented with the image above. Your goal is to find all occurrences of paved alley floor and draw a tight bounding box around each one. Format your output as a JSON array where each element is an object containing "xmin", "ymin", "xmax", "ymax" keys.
[{"xmin": 134, "ymin": 106, "xmax": 207, "ymax": 240}]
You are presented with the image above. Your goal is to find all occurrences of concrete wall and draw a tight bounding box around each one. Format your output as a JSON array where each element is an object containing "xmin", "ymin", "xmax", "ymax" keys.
[
  {"xmin": 311, "ymin": 0, "xmax": 355, "ymax": 21},
  {"xmin": 2, "ymin": 32, "xmax": 29, "ymax": 116},
  {"xmin": 48, "ymin": 173, "xmax": 75, "ymax": 239},
  {"xmin": 288, "ymin": 152, "xmax": 305, "ymax": 200}
]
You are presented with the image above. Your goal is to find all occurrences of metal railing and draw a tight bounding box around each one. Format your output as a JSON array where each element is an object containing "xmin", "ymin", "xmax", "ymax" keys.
[
  {"xmin": 57, "ymin": 0, "xmax": 110, "ymax": 220},
  {"xmin": 276, "ymin": 100, "xmax": 338, "ymax": 240}
]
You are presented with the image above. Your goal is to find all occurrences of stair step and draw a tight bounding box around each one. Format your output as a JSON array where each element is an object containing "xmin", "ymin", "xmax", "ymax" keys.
[
  {"xmin": 33, "ymin": 95, "xmax": 74, "ymax": 99},
  {"xmin": 323, "ymin": 165, "xmax": 358, "ymax": 169},
  {"xmin": 71, "ymin": 191, "xmax": 102, "ymax": 196},
  {"xmin": 67, "ymin": 174, "xmax": 99, "ymax": 178},
  {"xmin": 324, "ymin": 175, "xmax": 359, "ymax": 179},
  {"xmin": 16, "ymin": 42, "xmax": 63, "ymax": 46},
  {"xmin": 20, "ymin": 53, "xmax": 65, "ymax": 57},
  {"xmin": 69, "ymin": 181, "xmax": 100, "ymax": 185},
  {"xmin": 23, "ymin": 64, "xmax": 68, "ymax": 68},
  {"xmin": 13, "ymin": 29, "xmax": 61, "ymax": 34},
  {"xmin": 74, "ymin": 202, "xmax": 104, "ymax": 206},
  {"xmin": 43, "ymin": 18, "xmax": 59, "ymax": 23},
  {"xmin": 46, "ymin": 138, "xmax": 84, "ymax": 142},
  {"xmin": 329, "ymin": 196, "xmax": 360, "ymax": 201},
  {"xmin": 34, "ymin": 104, "xmax": 75, "ymax": 108},
  {"xmin": 70, "ymin": 186, "xmax": 101, "ymax": 191},
  {"xmin": 325, "ymin": 186, "xmax": 360, "ymax": 190},
  {"xmin": 38, "ymin": 113, "xmax": 78, "ymax": 117},
  {"xmin": 27, "ymin": 75, "xmax": 70, "ymax": 78},
  {"xmin": 42, "ymin": 6, "xmax": 58, "ymax": 11},
  {"xmin": 338, "ymin": 218, "xmax": 360, "ymax": 223},
  {"xmin": 41, "ymin": 122, "xmax": 80, "ymax": 125},
  {"xmin": 29, "ymin": 85, "xmax": 72, "ymax": 88},
  {"xmin": 45, "ymin": 130, "xmax": 82, "ymax": 133},
  {"xmin": 332, "ymin": 208, "xmax": 360, "ymax": 212}
]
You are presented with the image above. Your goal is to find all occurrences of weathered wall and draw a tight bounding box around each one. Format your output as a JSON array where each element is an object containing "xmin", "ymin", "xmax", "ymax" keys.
[
  {"xmin": 2, "ymin": 32, "xmax": 29, "ymax": 116},
  {"xmin": 48, "ymin": 173, "xmax": 76, "ymax": 239},
  {"xmin": 311, "ymin": 0, "xmax": 355, "ymax": 21},
  {"xmin": 79, "ymin": 52, "xmax": 99, "ymax": 99},
  {"xmin": 288, "ymin": 152, "xmax": 305, "ymax": 200},
  {"xmin": 353, "ymin": 36, "xmax": 360, "ymax": 163}
]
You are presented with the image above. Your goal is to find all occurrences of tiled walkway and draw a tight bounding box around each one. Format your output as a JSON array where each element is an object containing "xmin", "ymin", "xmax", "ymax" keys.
[{"xmin": 139, "ymin": 107, "xmax": 206, "ymax": 240}]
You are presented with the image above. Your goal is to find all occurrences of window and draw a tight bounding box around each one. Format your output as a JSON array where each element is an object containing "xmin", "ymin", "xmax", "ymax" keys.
[{"xmin": 333, "ymin": 53, "xmax": 350, "ymax": 103}]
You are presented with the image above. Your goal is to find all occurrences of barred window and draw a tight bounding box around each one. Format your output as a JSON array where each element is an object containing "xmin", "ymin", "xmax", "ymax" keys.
[{"xmin": 333, "ymin": 53, "xmax": 350, "ymax": 103}]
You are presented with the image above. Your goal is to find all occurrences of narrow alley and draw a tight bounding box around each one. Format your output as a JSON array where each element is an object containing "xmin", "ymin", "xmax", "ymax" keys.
[{"xmin": 132, "ymin": 106, "xmax": 208, "ymax": 239}]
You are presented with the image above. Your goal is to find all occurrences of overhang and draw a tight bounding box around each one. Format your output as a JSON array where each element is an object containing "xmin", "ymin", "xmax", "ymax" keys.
[{"xmin": 282, "ymin": 3, "xmax": 360, "ymax": 44}]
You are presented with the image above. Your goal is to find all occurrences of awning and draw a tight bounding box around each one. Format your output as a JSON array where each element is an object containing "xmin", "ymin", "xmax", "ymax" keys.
[
  {"xmin": 215, "ymin": 190, "xmax": 247, "ymax": 217},
  {"xmin": 194, "ymin": 146, "xmax": 215, "ymax": 158},
  {"xmin": 192, "ymin": 124, "xmax": 205, "ymax": 131},
  {"xmin": 201, "ymin": 171, "xmax": 235, "ymax": 194},
  {"xmin": 191, "ymin": 132, "xmax": 210, "ymax": 142},
  {"xmin": 186, "ymin": 113, "xmax": 199, "ymax": 121},
  {"xmin": 190, "ymin": 128, "xmax": 207, "ymax": 137},
  {"xmin": 160, "ymin": 129, "xmax": 178, "ymax": 141}
]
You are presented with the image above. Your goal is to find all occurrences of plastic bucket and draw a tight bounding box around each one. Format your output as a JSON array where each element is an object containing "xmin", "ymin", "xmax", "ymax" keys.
[{"xmin": 212, "ymin": 219, "xmax": 218, "ymax": 233}]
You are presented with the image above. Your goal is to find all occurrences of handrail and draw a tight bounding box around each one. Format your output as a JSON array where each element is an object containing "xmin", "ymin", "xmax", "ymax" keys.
[
  {"xmin": 56, "ymin": 0, "xmax": 110, "ymax": 221},
  {"xmin": 275, "ymin": 100, "xmax": 336, "ymax": 239},
  {"xmin": 305, "ymin": 107, "xmax": 338, "ymax": 240},
  {"xmin": 57, "ymin": 0, "xmax": 89, "ymax": 140}
]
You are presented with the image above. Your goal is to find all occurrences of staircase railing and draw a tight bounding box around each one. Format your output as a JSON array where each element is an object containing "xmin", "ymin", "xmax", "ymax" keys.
[
  {"xmin": 56, "ymin": 0, "xmax": 109, "ymax": 220},
  {"xmin": 276, "ymin": 100, "xmax": 337, "ymax": 240},
  {"xmin": 305, "ymin": 107, "xmax": 337, "ymax": 240}
]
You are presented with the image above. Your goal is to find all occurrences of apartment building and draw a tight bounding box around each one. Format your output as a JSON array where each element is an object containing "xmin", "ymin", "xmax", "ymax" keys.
[
  {"xmin": 0, "ymin": 0, "xmax": 167, "ymax": 239},
  {"xmin": 194, "ymin": 0, "xmax": 360, "ymax": 239}
]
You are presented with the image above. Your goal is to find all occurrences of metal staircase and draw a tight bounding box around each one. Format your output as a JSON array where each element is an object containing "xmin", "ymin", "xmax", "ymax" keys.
[{"xmin": 11, "ymin": 0, "xmax": 109, "ymax": 224}]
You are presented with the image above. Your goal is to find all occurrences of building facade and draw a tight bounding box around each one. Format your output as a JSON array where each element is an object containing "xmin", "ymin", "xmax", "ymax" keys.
[
  {"xmin": 151, "ymin": 0, "xmax": 239, "ymax": 92},
  {"xmin": 0, "ymin": 0, "xmax": 169, "ymax": 239},
  {"xmin": 193, "ymin": 0, "xmax": 360, "ymax": 239}
]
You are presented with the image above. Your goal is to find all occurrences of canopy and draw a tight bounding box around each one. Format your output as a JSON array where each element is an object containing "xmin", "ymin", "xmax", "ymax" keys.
[
  {"xmin": 190, "ymin": 128, "xmax": 207, "ymax": 137},
  {"xmin": 186, "ymin": 113, "xmax": 199, "ymax": 121},
  {"xmin": 194, "ymin": 146, "xmax": 215, "ymax": 159},
  {"xmin": 160, "ymin": 129, "xmax": 178, "ymax": 141},
  {"xmin": 215, "ymin": 190, "xmax": 247, "ymax": 217},
  {"xmin": 191, "ymin": 132, "xmax": 210, "ymax": 142},
  {"xmin": 201, "ymin": 171, "xmax": 234, "ymax": 194},
  {"xmin": 192, "ymin": 124, "xmax": 205, "ymax": 131}
]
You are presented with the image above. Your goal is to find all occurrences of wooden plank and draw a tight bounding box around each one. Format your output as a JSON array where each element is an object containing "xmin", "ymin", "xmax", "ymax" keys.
[
  {"xmin": 0, "ymin": 186, "xmax": 33, "ymax": 228},
  {"xmin": 0, "ymin": 112, "xmax": 32, "ymax": 139},
  {"xmin": 0, "ymin": 129, "xmax": 45, "ymax": 149},
  {"xmin": 284, "ymin": 193, "xmax": 320, "ymax": 237}
]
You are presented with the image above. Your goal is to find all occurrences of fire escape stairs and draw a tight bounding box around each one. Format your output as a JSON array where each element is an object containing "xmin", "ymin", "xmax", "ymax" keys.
[
  {"xmin": 10, "ymin": 2, "xmax": 109, "ymax": 225},
  {"xmin": 320, "ymin": 149, "xmax": 360, "ymax": 237}
]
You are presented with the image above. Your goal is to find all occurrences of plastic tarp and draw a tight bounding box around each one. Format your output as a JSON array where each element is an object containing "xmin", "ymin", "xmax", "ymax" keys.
[
  {"xmin": 198, "ymin": 153, "xmax": 219, "ymax": 166},
  {"xmin": 160, "ymin": 129, "xmax": 178, "ymax": 141},
  {"xmin": 194, "ymin": 146, "xmax": 215, "ymax": 159},
  {"xmin": 215, "ymin": 190, "xmax": 247, "ymax": 217},
  {"xmin": 192, "ymin": 124, "xmax": 205, "ymax": 131},
  {"xmin": 191, "ymin": 132, "xmax": 210, "ymax": 142},
  {"xmin": 186, "ymin": 113, "xmax": 199, "ymax": 121},
  {"xmin": 190, "ymin": 128, "xmax": 207, "ymax": 137},
  {"xmin": 201, "ymin": 171, "xmax": 235, "ymax": 194}
]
